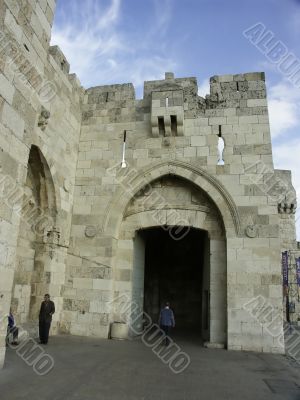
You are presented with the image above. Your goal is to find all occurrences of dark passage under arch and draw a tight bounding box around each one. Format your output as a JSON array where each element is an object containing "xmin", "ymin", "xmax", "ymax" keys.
[{"xmin": 139, "ymin": 227, "xmax": 210, "ymax": 341}]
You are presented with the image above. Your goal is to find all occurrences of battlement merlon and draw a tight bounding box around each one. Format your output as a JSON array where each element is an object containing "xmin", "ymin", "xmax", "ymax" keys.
[
  {"xmin": 209, "ymin": 72, "xmax": 266, "ymax": 99},
  {"xmin": 85, "ymin": 83, "xmax": 136, "ymax": 104},
  {"xmin": 48, "ymin": 45, "xmax": 83, "ymax": 92},
  {"xmin": 49, "ymin": 45, "xmax": 71, "ymax": 74},
  {"xmin": 144, "ymin": 73, "xmax": 198, "ymax": 99},
  {"xmin": 210, "ymin": 72, "xmax": 265, "ymax": 83}
]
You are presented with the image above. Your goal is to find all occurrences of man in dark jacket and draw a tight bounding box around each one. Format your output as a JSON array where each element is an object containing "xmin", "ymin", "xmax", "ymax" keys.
[
  {"xmin": 39, "ymin": 294, "xmax": 55, "ymax": 344},
  {"xmin": 159, "ymin": 302, "xmax": 175, "ymax": 345}
]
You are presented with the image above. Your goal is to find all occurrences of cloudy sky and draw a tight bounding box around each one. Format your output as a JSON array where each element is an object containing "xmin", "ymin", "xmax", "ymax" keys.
[{"xmin": 51, "ymin": 0, "xmax": 300, "ymax": 239}]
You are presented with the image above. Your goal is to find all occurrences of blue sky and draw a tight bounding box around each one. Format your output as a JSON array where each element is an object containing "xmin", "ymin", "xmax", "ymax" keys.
[{"xmin": 51, "ymin": 0, "xmax": 300, "ymax": 239}]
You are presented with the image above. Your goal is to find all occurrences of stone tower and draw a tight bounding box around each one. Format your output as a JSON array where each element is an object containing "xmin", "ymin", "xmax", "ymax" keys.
[{"xmin": 0, "ymin": 0, "xmax": 298, "ymax": 368}]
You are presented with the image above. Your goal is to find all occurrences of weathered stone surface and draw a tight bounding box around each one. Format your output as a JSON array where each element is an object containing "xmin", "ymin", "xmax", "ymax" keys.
[{"xmin": 0, "ymin": 0, "xmax": 297, "ymax": 370}]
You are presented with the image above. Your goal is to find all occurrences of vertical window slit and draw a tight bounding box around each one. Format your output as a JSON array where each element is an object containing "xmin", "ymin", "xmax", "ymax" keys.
[
  {"xmin": 217, "ymin": 125, "xmax": 225, "ymax": 165},
  {"xmin": 158, "ymin": 117, "xmax": 165, "ymax": 136},
  {"xmin": 121, "ymin": 130, "xmax": 127, "ymax": 168},
  {"xmin": 171, "ymin": 115, "xmax": 177, "ymax": 136}
]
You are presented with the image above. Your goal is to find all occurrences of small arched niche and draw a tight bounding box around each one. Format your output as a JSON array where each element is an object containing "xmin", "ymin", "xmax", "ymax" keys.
[{"xmin": 11, "ymin": 145, "xmax": 57, "ymax": 325}]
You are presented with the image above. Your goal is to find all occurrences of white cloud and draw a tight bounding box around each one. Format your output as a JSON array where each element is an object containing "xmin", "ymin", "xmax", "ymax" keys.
[
  {"xmin": 51, "ymin": 0, "xmax": 125, "ymax": 84},
  {"xmin": 268, "ymin": 99, "xmax": 299, "ymax": 137},
  {"xmin": 98, "ymin": 0, "xmax": 121, "ymax": 28},
  {"xmin": 268, "ymin": 81, "xmax": 300, "ymax": 138},
  {"xmin": 51, "ymin": 0, "xmax": 177, "ymax": 96},
  {"xmin": 269, "ymin": 81, "xmax": 300, "ymax": 101},
  {"xmin": 152, "ymin": 0, "xmax": 172, "ymax": 37}
]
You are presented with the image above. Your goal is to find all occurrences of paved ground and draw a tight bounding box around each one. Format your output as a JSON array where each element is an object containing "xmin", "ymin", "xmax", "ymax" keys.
[{"xmin": 0, "ymin": 333, "xmax": 300, "ymax": 400}]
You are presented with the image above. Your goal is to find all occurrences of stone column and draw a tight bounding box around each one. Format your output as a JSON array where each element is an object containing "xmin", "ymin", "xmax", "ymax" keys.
[
  {"xmin": 131, "ymin": 233, "xmax": 145, "ymax": 335},
  {"xmin": 208, "ymin": 239, "xmax": 227, "ymax": 347}
]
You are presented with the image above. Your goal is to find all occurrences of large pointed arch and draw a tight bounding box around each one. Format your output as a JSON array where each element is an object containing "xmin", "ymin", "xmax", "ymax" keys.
[
  {"xmin": 103, "ymin": 160, "xmax": 242, "ymax": 238},
  {"xmin": 29, "ymin": 145, "xmax": 58, "ymax": 218},
  {"xmin": 29, "ymin": 141, "xmax": 62, "ymax": 214},
  {"xmin": 12, "ymin": 144, "xmax": 59, "ymax": 327}
]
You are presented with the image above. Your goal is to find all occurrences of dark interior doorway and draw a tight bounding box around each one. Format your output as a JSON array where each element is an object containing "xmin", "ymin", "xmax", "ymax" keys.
[{"xmin": 141, "ymin": 227, "xmax": 209, "ymax": 339}]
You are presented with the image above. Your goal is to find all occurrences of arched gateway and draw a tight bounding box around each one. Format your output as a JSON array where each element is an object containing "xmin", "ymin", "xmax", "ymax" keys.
[
  {"xmin": 2, "ymin": 3, "xmax": 296, "ymax": 370},
  {"xmin": 106, "ymin": 161, "xmax": 241, "ymax": 347}
]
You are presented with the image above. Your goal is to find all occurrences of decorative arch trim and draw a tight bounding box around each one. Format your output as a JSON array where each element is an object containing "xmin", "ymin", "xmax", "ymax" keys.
[
  {"xmin": 121, "ymin": 208, "xmax": 225, "ymax": 240},
  {"xmin": 103, "ymin": 160, "xmax": 241, "ymax": 238}
]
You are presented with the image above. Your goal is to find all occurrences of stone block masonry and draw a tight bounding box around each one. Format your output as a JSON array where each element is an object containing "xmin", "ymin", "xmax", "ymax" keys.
[{"xmin": 0, "ymin": 0, "xmax": 298, "ymax": 369}]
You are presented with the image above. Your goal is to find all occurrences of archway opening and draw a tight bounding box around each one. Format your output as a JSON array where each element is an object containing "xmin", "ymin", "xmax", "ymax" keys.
[
  {"xmin": 134, "ymin": 226, "xmax": 210, "ymax": 342},
  {"xmin": 119, "ymin": 174, "xmax": 228, "ymax": 345},
  {"xmin": 11, "ymin": 145, "xmax": 56, "ymax": 330}
]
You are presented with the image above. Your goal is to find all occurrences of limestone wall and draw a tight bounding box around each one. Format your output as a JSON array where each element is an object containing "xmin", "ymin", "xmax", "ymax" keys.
[{"xmin": 0, "ymin": 0, "xmax": 83, "ymax": 366}]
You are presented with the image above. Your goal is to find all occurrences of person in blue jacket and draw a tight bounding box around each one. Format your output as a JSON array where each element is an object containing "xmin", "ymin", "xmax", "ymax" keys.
[
  {"xmin": 6, "ymin": 309, "xmax": 19, "ymax": 345},
  {"xmin": 159, "ymin": 302, "xmax": 175, "ymax": 346}
]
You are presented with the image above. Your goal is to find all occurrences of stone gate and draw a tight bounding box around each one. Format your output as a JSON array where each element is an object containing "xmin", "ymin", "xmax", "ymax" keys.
[{"xmin": 0, "ymin": 0, "xmax": 298, "ymax": 368}]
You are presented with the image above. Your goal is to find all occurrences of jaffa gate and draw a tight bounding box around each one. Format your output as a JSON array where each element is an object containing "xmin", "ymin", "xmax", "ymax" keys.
[{"xmin": 0, "ymin": 0, "xmax": 300, "ymax": 370}]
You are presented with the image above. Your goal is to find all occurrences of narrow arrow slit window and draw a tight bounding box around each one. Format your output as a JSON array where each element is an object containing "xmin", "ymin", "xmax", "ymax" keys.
[
  {"xmin": 121, "ymin": 130, "xmax": 127, "ymax": 168},
  {"xmin": 217, "ymin": 125, "xmax": 225, "ymax": 165}
]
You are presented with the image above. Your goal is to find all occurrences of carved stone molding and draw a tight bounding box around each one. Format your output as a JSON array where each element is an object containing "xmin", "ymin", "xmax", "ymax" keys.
[
  {"xmin": 63, "ymin": 179, "xmax": 71, "ymax": 192},
  {"xmin": 278, "ymin": 203, "xmax": 296, "ymax": 214},
  {"xmin": 163, "ymin": 138, "xmax": 171, "ymax": 147},
  {"xmin": 85, "ymin": 226, "xmax": 97, "ymax": 238},
  {"xmin": 44, "ymin": 227, "xmax": 60, "ymax": 245},
  {"xmin": 245, "ymin": 225, "xmax": 258, "ymax": 238},
  {"xmin": 125, "ymin": 204, "xmax": 211, "ymax": 218},
  {"xmin": 38, "ymin": 106, "xmax": 50, "ymax": 131}
]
